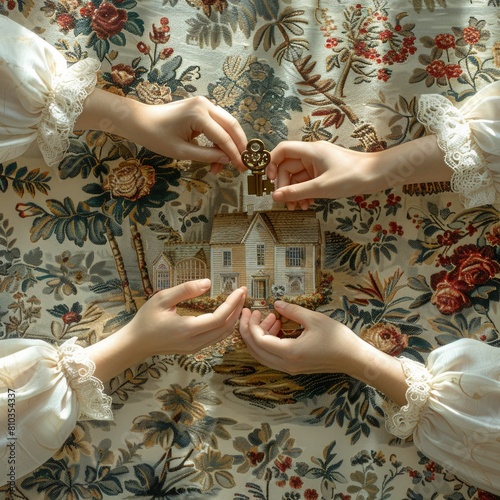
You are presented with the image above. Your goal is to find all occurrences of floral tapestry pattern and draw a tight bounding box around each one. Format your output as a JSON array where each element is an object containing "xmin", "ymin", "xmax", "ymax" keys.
[{"xmin": 1, "ymin": 1, "xmax": 500, "ymax": 499}]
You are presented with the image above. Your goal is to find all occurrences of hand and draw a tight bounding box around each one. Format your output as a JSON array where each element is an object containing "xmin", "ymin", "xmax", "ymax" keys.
[
  {"xmin": 239, "ymin": 300, "xmax": 408, "ymax": 406},
  {"xmin": 87, "ymin": 279, "xmax": 247, "ymax": 382},
  {"xmin": 239, "ymin": 300, "xmax": 364, "ymax": 375},
  {"xmin": 267, "ymin": 141, "xmax": 377, "ymax": 210},
  {"xmin": 127, "ymin": 279, "xmax": 248, "ymax": 356},
  {"xmin": 76, "ymin": 90, "xmax": 248, "ymax": 172}
]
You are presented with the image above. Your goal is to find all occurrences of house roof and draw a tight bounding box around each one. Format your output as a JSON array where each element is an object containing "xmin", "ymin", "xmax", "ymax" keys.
[
  {"xmin": 156, "ymin": 244, "xmax": 210, "ymax": 266},
  {"xmin": 210, "ymin": 210, "xmax": 319, "ymax": 245}
]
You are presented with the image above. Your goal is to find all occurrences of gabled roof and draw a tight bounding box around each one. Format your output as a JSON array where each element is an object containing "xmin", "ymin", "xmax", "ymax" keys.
[
  {"xmin": 210, "ymin": 210, "xmax": 319, "ymax": 245},
  {"xmin": 155, "ymin": 245, "xmax": 210, "ymax": 266}
]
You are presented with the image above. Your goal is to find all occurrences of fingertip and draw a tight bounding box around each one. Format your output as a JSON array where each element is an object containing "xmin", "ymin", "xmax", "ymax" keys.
[
  {"xmin": 198, "ymin": 278, "xmax": 211, "ymax": 291},
  {"xmin": 272, "ymin": 190, "xmax": 285, "ymax": 203}
]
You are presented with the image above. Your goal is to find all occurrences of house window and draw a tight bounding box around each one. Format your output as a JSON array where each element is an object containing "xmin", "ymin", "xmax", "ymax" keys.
[
  {"xmin": 256, "ymin": 244, "xmax": 265, "ymax": 266},
  {"xmin": 175, "ymin": 259, "xmax": 206, "ymax": 284},
  {"xmin": 223, "ymin": 250, "xmax": 232, "ymax": 267},
  {"xmin": 221, "ymin": 273, "xmax": 238, "ymax": 294},
  {"xmin": 286, "ymin": 247, "xmax": 305, "ymax": 267},
  {"xmin": 252, "ymin": 278, "xmax": 267, "ymax": 299},
  {"xmin": 156, "ymin": 263, "xmax": 170, "ymax": 290},
  {"xmin": 287, "ymin": 275, "xmax": 304, "ymax": 295}
]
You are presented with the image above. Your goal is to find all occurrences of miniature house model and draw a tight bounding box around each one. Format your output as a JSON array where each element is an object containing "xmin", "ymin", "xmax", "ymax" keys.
[{"xmin": 152, "ymin": 210, "xmax": 321, "ymax": 300}]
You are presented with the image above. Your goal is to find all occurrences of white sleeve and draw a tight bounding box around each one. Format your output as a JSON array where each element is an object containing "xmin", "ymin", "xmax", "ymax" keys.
[
  {"xmin": 384, "ymin": 338, "xmax": 500, "ymax": 495},
  {"xmin": 417, "ymin": 81, "xmax": 500, "ymax": 208},
  {"xmin": 0, "ymin": 337, "xmax": 112, "ymax": 482},
  {"xmin": 0, "ymin": 16, "xmax": 99, "ymax": 167}
]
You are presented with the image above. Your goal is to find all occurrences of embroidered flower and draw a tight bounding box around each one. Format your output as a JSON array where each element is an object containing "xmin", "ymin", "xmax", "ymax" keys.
[
  {"xmin": 53, "ymin": 425, "xmax": 92, "ymax": 462},
  {"xmin": 90, "ymin": 2, "xmax": 128, "ymax": 40},
  {"xmin": 425, "ymin": 59, "xmax": 447, "ymax": 79},
  {"xmin": 135, "ymin": 81, "xmax": 172, "ymax": 104},
  {"xmin": 360, "ymin": 323, "xmax": 408, "ymax": 356},
  {"xmin": 452, "ymin": 244, "xmax": 500, "ymax": 288},
  {"xmin": 430, "ymin": 270, "xmax": 471, "ymax": 314},
  {"xmin": 434, "ymin": 33, "xmax": 455, "ymax": 50},
  {"xmin": 103, "ymin": 159, "xmax": 156, "ymax": 201},
  {"xmin": 111, "ymin": 63, "xmax": 135, "ymax": 87},
  {"xmin": 486, "ymin": 224, "xmax": 500, "ymax": 246}
]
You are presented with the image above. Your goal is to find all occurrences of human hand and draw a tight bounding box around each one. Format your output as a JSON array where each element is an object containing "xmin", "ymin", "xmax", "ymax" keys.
[
  {"xmin": 267, "ymin": 141, "xmax": 377, "ymax": 210},
  {"xmin": 130, "ymin": 96, "xmax": 249, "ymax": 173},
  {"xmin": 76, "ymin": 90, "xmax": 248, "ymax": 173},
  {"xmin": 239, "ymin": 300, "xmax": 364, "ymax": 375},
  {"xmin": 239, "ymin": 300, "xmax": 409, "ymax": 405},
  {"xmin": 88, "ymin": 279, "xmax": 247, "ymax": 383},
  {"xmin": 128, "ymin": 279, "xmax": 247, "ymax": 357}
]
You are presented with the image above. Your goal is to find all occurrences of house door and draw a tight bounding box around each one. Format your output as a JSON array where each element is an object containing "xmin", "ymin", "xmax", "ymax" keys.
[{"xmin": 252, "ymin": 278, "xmax": 267, "ymax": 299}]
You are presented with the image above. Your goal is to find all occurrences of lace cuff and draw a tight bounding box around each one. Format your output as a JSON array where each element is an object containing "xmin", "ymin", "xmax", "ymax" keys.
[
  {"xmin": 417, "ymin": 94, "xmax": 496, "ymax": 208},
  {"xmin": 38, "ymin": 58, "xmax": 100, "ymax": 167},
  {"xmin": 383, "ymin": 357, "xmax": 431, "ymax": 439},
  {"xmin": 58, "ymin": 337, "xmax": 113, "ymax": 421}
]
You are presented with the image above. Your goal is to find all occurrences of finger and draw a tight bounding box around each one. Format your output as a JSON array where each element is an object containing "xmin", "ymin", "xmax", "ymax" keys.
[
  {"xmin": 273, "ymin": 300, "xmax": 316, "ymax": 325},
  {"xmin": 270, "ymin": 141, "xmax": 311, "ymax": 167},
  {"xmin": 189, "ymin": 287, "xmax": 247, "ymax": 335},
  {"xmin": 175, "ymin": 140, "xmax": 231, "ymax": 165},
  {"xmin": 276, "ymin": 159, "xmax": 311, "ymax": 191},
  {"xmin": 155, "ymin": 279, "xmax": 212, "ymax": 308},
  {"xmin": 205, "ymin": 106, "xmax": 248, "ymax": 171},
  {"xmin": 210, "ymin": 162, "xmax": 223, "ymax": 174},
  {"xmin": 266, "ymin": 161, "xmax": 278, "ymax": 180}
]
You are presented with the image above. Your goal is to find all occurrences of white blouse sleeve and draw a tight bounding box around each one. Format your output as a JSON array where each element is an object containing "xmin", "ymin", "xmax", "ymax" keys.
[
  {"xmin": 0, "ymin": 16, "xmax": 100, "ymax": 167},
  {"xmin": 384, "ymin": 338, "xmax": 500, "ymax": 494},
  {"xmin": 417, "ymin": 81, "xmax": 500, "ymax": 208},
  {"xmin": 0, "ymin": 337, "xmax": 112, "ymax": 482}
]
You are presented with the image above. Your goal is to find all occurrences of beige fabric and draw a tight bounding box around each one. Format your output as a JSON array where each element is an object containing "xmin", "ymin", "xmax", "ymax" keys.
[
  {"xmin": 384, "ymin": 339, "xmax": 500, "ymax": 494},
  {"xmin": 0, "ymin": 16, "xmax": 99, "ymax": 167},
  {"xmin": 0, "ymin": 338, "xmax": 112, "ymax": 481},
  {"xmin": 417, "ymin": 81, "xmax": 500, "ymax": 208}
]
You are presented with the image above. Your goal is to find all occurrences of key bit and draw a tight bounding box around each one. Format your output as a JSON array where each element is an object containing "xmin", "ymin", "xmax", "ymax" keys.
[{"xmin": 241, "ymin": 139, "xmax": 274, "ymax": 196}]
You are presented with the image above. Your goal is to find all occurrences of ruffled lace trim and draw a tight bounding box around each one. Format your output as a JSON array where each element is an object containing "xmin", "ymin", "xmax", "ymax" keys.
[
  {"xmin": 38, "ymin": 58, "xmax": 100, "ymax": 167},
  {"xmin": 417, "ymin": 94, "xmax": 496, "ymax": 208},
  {"xmin": 58, "ymin": 337, "xmax": 113, "ymax": 421},
  {"xmin": 383, "ymin": 357, "xmax": 431, "ymax": 439}
]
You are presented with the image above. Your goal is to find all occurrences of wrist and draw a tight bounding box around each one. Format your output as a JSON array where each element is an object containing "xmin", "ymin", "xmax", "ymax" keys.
[{"xmin": 369, "ymin": 136, "xmax": 451, "ymax": 190}]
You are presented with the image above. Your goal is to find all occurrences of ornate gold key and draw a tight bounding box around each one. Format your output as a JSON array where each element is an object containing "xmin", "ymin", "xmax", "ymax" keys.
[{"xmin": 241, "ymin": 139, "xmax": 274, "ymax": 196}]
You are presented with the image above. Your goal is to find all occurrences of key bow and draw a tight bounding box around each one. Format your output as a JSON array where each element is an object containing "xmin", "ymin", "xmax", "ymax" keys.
[{"xmin": 241, "ymin": 139, "xmax": 270, "ymax": 172}]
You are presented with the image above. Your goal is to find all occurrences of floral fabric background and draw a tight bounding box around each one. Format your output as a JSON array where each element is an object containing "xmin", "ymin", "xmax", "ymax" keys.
[{"xmin": 2, "ymin": 0, "xmax": 500, "ymax": 498}]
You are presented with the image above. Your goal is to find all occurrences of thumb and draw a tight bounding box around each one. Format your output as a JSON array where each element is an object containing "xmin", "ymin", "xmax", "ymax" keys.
[
  {"xmin": 273, "ymin": 300, "xmax": 314, "ymax": 324},
  {"xmin": 160, "ymin": 279, "xmax": 212, "ymax": 306},
  {"xmin": 272, "ymin": 180, "xmax": 318, "ymax": 203}
]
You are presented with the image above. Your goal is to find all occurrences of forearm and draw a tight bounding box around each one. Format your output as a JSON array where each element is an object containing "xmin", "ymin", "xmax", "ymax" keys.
[
  {"xmin": 348, "ymin": 341, "xmax": 409, "ymax": 407},
  {"xmin": 74, "ymin": 87, "xmax": 144, "ymax": 141},
  {"xmin": 367, "ymin": 135, "xmax": 451, "ymax": 191},
  {"xmin": 85, "ymin": 324, "xmax": 149, "ymax": 383}
]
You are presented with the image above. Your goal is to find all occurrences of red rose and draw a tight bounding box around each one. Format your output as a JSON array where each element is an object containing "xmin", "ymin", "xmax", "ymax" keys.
[
  {"xmin": 434, "ymin": 33, "xmax": 455, "ymax": 50},
  {"xmin": 91, "ymin": 2, "xmax": 128, "ymax": 39},
  {"xmin": 452, "ymin": 245, "xmax": 500, "ymax": 287},
  {"xmin": 430, "ymin": 271, "xmax": 471, "ymax": 314},
  {"xmin": 426, "ymin": 59, "xmax": 446, "ymax": 78},
  {"xmin": 111, "ymin": 63, "xmax": 135, "ymax": 87},
  {"xmin": 62, "ymin": 311, "xmax": 82, "ymax": 325}
]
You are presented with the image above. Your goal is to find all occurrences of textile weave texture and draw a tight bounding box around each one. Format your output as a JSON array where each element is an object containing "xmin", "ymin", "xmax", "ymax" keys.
[{"xmin": 2, "ymin": 1, "xmax": 500, "ymax": 498}]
